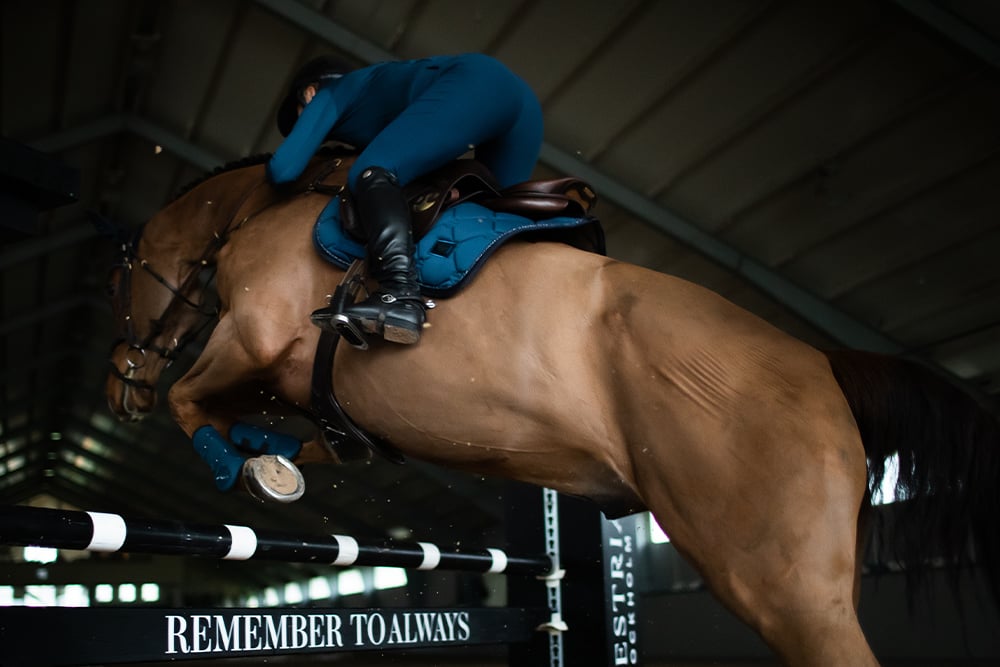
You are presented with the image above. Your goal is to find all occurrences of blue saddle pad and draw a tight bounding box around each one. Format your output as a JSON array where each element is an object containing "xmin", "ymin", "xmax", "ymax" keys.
[{"xmin": 313, "ymin": 199, "xmax": 603, "ymax": 298}]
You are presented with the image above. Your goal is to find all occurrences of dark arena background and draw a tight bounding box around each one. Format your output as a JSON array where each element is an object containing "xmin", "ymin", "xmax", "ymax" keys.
[{"xmin": 2, "ymin": 1, "xmax": 1000, "ymax": 665}]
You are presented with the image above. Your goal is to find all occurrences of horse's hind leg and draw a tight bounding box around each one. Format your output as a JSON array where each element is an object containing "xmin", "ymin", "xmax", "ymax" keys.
[
  {"xmin": 712, "ymin": 445, "xmax": 875, "ymax": 666},
  {"xmin": 737, "ymin": 534, "xmax": 877, "ymax": 667},
  {"xmin": 639, "ymin": 413, "xmax": 876, "ymax": 664}
]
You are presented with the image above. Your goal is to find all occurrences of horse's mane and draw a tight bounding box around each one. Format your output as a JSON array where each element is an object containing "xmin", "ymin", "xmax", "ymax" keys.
[
  {"xmin": 170, "ymin": 145, "xmax": 359, "ymax": 203},
  {"xmin": 171, "ymin": 153, "xmax": 274, "ymax": 202}
]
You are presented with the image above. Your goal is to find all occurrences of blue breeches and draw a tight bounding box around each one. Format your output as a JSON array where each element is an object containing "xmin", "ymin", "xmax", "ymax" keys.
[{"xmin": 348, "ymin": 53, "xmax": 543, "ymax": 191}]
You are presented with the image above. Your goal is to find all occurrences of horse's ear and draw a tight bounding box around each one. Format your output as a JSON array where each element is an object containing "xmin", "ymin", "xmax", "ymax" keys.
[{"xmin": 87, "ymin": 210, "xmax": 130, "ymax": 244}]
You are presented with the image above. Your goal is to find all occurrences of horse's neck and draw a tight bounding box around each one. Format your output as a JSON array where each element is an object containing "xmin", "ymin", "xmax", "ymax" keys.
[
  {"xmin": 146, "ymin": 168, "xmax": 264, "ymax": 269},
  {"xmin": 141, "ymin": 156, "xmax": 346, "ymax": 283}
]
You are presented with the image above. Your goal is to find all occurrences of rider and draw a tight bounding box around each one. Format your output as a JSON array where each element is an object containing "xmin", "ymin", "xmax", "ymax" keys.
[{"xmin": 267, "ymin": 53, "xmax": 543, "ymax": 345}]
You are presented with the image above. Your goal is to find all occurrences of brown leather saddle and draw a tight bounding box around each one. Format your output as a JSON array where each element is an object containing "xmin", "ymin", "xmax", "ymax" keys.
[{"xmin": 334, "ymin": 159, "xmax": 598, "ymax": 244}]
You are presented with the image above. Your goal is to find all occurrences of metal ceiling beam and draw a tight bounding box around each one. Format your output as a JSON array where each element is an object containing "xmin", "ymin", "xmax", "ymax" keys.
[
  {"xmin": 252, "ymin": 0, "xmax": 396, "ymax": 64},
  {"xmin": 0, "ymin": 477, "xmax": 51, "ymax": 506},
  {"xmin": 0, "ymin": 294, "xmax": 103, "ymax": 337},
  {"xmin": 539, "ymin": 145, "xmax": 904, "ymax": 354},
  {"xmin": 2, "ymin": 559, "xmax": 185, "ymax": 588},
  {"xmin": 28, "ymin": 114, "xmax": 129, "ymax": 154},
  {"xmin": 49, "ymin": 450, "xmax": 183, "ymax": 520},
  {"xmin": 0, "ymin": 349, "xmax": 84, "ymax": 387},
  {"xmin": 124, "ymin": 115, "xmax": 224, "ymax": 172},
  {"xmin": 0, "ymin": 223, "xmax": 99, "ymax": 269},
  {"xmin": 891, "ymin": 0, "xmax": 1000, "ymax": 70},
  {"xmin": 29, "ymin": 113, "xmax": 224, "ymax": 172}
]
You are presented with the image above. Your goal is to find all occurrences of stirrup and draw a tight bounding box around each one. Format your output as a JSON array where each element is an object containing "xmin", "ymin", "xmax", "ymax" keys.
[
  {"xmin": 339, "ymin": 292, "xmax": 426, "ymax": 345},
  {"xmin": 332, "ymin": 312, "xmax": 369, "ymax": 349},
  {"xmin": 315, "ymin": 259, "xmax": 428, "ymax": 348},
  {"xmin": 309, "ymin": 306, "xmax": 371, "ymax": 349},
  {"xmin": 312, "ymin": 259, "xmax": 372, "ymax": 349}
]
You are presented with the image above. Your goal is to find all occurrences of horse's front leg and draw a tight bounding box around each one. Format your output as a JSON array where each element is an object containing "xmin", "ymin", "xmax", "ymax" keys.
[{"xmin": 167, "ymin": 315, "xmax": 309, "ymax": 502}]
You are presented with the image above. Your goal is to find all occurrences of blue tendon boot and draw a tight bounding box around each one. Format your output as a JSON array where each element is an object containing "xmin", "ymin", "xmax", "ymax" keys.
[
  {"xmin": 192, "ymin": 425, "xmax": 248, "ymax": 492},
  {"xmin": 193, "ymin": 425, "xmax": 304, "ymax": 502}
]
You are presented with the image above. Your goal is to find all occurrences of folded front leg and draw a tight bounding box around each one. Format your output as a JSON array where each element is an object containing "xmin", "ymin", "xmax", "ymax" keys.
[
  {"xmin": 168, "ymin": 316, "xmax": 306, "ymax": 501},
  {"xmin": 191, "ymin": 421, "xmax": 304, "ymax": 491},
  {"xmin": 191, "ymin": 424, "xmax": 305, "ymax": 501}
]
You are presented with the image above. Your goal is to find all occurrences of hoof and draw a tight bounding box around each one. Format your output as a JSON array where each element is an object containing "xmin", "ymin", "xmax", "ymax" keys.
[{"xmin": 242, "ymin": 455, "xmax": 305, "ymax": 503}]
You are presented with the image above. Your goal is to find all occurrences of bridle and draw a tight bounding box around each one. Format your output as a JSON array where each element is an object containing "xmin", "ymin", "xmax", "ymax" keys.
[
  {"xmin": 105, "ymin": 157, "xmax": 344, "ymax": 415},
  {"xmin": 107, "ymin": 179, "xmax": 273, "ymax": 396},
  {"xmin": 106, "ymin": 227, "xmax": 223, "ymax": 394}
]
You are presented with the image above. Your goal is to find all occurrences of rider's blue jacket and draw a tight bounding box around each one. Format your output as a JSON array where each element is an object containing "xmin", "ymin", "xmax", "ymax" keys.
[{"xmin": 266, "ymin": 53, "xmax": 543, "ymax": 191}]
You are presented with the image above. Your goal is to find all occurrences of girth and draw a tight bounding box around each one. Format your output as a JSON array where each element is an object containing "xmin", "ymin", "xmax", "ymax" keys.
[{"xmin": 310, "ymin": 326, "xmax": 406, "ymax": 465}]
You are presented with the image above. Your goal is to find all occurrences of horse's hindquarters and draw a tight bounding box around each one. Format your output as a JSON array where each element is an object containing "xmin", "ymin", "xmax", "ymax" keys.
[{"xmin": 591, "ymin": 262, "xmax": 873, "ymax": 663}]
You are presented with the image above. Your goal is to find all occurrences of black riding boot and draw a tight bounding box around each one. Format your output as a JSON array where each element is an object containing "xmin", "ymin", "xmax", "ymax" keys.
[{"xmin": 311, "ymin": 167, "xmax": 426, "ymax": 344}]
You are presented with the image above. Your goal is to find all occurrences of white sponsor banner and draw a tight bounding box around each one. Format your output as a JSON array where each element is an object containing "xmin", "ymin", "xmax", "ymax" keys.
[{"xmin": 163, "ymin": 610, "xmax": 472, "ymax": 655}]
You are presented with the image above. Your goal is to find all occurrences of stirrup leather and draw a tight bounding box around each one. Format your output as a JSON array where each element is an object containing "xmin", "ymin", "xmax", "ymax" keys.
[{"xmin": 320, "ymin": 259, "xmax": 370, "ymax": 349}]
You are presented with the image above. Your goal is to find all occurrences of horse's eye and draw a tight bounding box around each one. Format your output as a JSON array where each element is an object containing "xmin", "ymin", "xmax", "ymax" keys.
[{"xmin": 106, "ymin": 267, "xmax": 123, "ymax": 297}]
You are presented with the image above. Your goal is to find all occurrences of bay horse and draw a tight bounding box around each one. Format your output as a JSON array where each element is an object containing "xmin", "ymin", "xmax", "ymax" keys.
[{"xmin": 102, "ymin": 152, "xmax": 999, "ymax": 665}]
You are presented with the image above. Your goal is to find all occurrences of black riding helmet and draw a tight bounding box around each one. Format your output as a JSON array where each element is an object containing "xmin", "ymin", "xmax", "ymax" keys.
[{"xmin": 276, "ymin": 55, "xmax": 355, "ymax": 137}]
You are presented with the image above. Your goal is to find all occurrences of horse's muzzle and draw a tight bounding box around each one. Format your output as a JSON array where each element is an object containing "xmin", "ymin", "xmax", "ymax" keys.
[{"xmin": 106, "ymin": 374, "xmax": 157, "ymax": 421}]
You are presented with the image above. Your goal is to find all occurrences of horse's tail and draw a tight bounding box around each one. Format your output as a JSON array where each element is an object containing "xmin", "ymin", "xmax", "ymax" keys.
[{"xmin": 823, "ymin": 349, "xmax": 1000, "ymax": 606}]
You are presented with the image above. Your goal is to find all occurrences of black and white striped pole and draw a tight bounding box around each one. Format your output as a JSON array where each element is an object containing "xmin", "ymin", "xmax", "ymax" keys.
[{"xmin": 0, "ymin": 505, "xmax": 552, "ymax": 576}]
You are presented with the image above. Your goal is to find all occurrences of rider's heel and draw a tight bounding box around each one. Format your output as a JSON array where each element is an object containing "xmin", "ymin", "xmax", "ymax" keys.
[{"xmin": 383, "ymin": 320, "xmax": 422, "ymax": 344}]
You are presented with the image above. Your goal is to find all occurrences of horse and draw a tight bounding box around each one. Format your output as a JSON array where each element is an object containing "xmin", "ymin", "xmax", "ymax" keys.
[{"xmin": 101, "ymin": 152, "xmax": 999, "ymax": 666}]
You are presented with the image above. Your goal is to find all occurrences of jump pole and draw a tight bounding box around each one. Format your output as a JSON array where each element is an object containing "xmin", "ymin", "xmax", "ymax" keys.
[
  {"xmin": 0, "ymin": 491, "xmax": 643, "ymax": 666},
  {"xmin": 0, "ymin": 497, "xmax": 568, "ymax": 665},
  {"xmin": 0, "ymin": 504, "xmax": 552, "ymax": 575}
]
